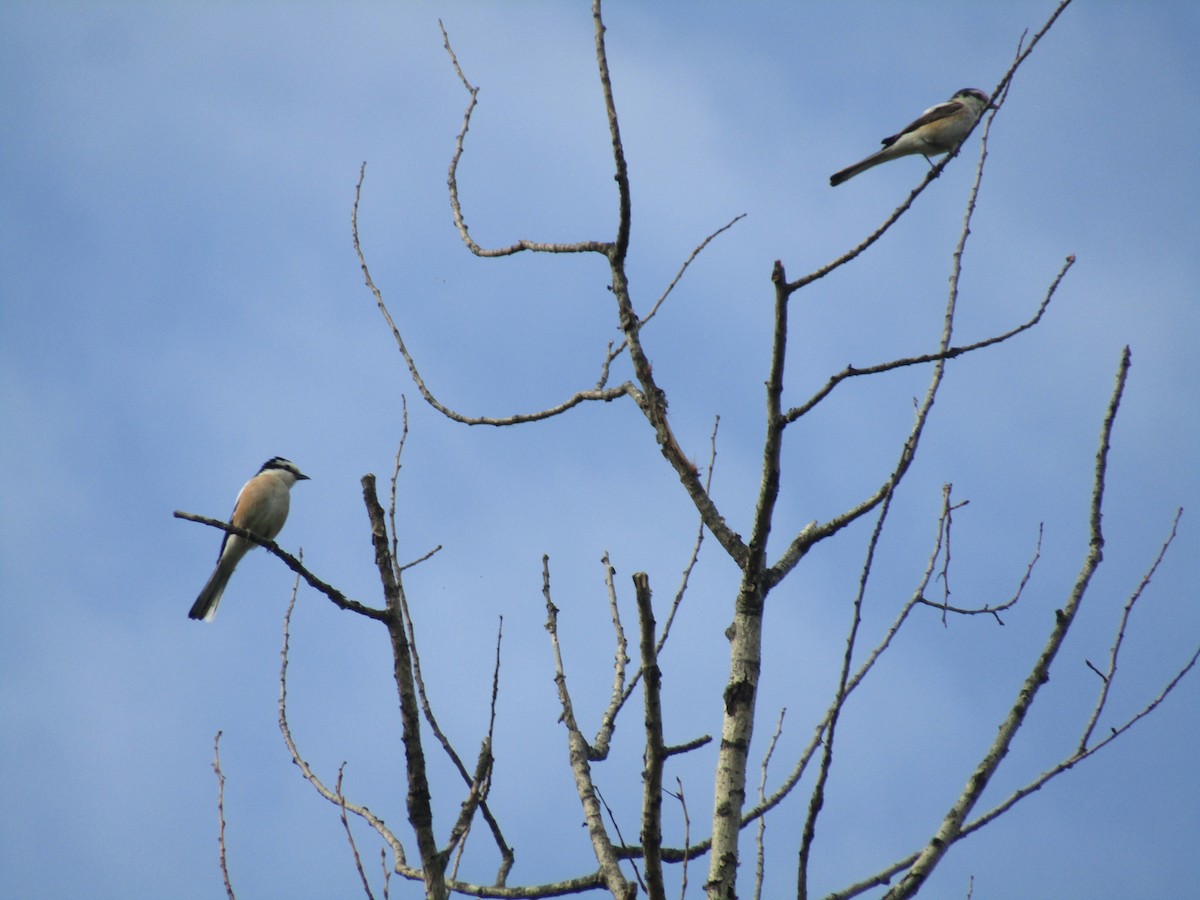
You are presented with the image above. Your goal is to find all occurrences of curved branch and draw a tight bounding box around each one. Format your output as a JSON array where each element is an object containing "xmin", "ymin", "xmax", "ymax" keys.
[
  {"xmin": 278, "ymin": 581, "xmax": 409, "ymax": 874},
  {"xmin": 439, "ymin": 20, "xmax": 612, "ymax": 258},
  {"xmin": 353, "ymin": 163, "xmax": 634, "ymax": 426}
]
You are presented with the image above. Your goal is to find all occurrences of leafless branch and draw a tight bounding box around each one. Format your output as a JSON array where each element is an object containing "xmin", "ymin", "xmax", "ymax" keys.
[
  {"xmin": 635, "ymin": 574, "xmax": 667, "ymax": 900},
  {"xmin": 916, "ymin": 520, "xmax": 1042, "ymax": 626},
  {"xmin": 799, "ymin": 442, "xmax": 917, "ymax": 898},
  {"xmin": 174, "ymin": 510, "xmax": 388, "ymax": 621},
  {"xmin": 785, "ymin": 255, "xmax": 1071, "ymax": 424},
  {"xmin": 383, "ymin": 487, "xmax": 511, "ymax": 875},
  {"xmin": 254, "ymin": 497, "xmax": 525, "ymax": 900},
  {"xmin": 878, "ymin": 346, "xmax": 1130, "ymax": 900},
  {"xmin": 666, "ymin": 778, "xmax": 691, "ymax": 900},
  {"xmin": 387, "ymin": 395, "xmax": 409, "ymax": 573},
  {"xmin": 604, "ymin": 416, "xmax": 720, "ymax": 729},
  {"xmin": 337, "ymin": 764, "xmax": 377, "ymax": 900},
  {"xmin": 705, "ymin": 260, "xmax": 793, "ymax": 895},
  {"xmin": 444, "ymin": 740, "xmax": 495, "ymax": 879},
  {"xmin": 754, "ymin": 710, "xmax": 786, "ymax": 900},
  {"xmin": 542, "ymin": 555, "xmax": 636, "ymax": 899},
  {"xmin": 768, "ymin": 83, "xmax": 1000, "ymax": 590},
  {"xmin": 1078, "ymin": 508, "xmax": 1184, "ymax": 750},
  {"xmin": 361, "ymin": 476, "xmax": 447, "ymax": 898},
  {"xmin": 962, "ymin": 642, "xmax": 1199, "ymax": 841},
  {"xmin": 439, "ymin": 20, "xmax": 612, "ymax": 258},
  {"xmin": 747, "ymin": 483, "xmax": 1029, "ymax": 832},
  {"xmin": 276, "ymin": 575, "xmax": 409, "ymax": 875},
  {"xmin": 353, "ymin": 163, "xmax": 633, "ymax": 428},
  {"xmin": 212, "ymin": 731, "xmax": 236, "ymax": 900},
  {"xmin": 658, "ymin": 416, "xmax": 719, "ymax": 648},
  {"xmin": 833, "ymin": 628, "xmax": 1199, "ymax": 900},
  {"xmin": 607, "ymin": 216, "xmax": 747, "ymax": 366},
  {"xmin": 591, "ymin": 554, "xmax": 631, "ymax": 759}
]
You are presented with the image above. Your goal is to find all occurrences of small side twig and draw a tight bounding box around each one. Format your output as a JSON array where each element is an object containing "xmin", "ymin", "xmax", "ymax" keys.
[
  {"xmin": 337, "ymin": 764, "xmax": 377, "ymax": 900},
  {"xmin": 607, "ymin": 216, "xmax": 747, "ymax": 365},
  {"xmin": 1077, "ymin": 508, "xmax": 1184, "ymax": 751},
  {"xmin": 591, "ymin": 553, "xmax": 630, "ymax": 759},
  {"xmin": 754, "ymin": 709, "xmax": 786, "ymax": 900},
  {"xmin": 665, "ymin": 778, "xmax": 691, "ymax": 900}
]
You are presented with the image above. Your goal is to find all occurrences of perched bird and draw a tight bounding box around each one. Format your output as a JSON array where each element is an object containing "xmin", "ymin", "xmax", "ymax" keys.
[
  {"xmin": 829, "ymin": 88, "xmax": 991, "ymax": 187},
  {"xmin": 188, "ymin": 457, "xmax": 309, "ymax": 622}
]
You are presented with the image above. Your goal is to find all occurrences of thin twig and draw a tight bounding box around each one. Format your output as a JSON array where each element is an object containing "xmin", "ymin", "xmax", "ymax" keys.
[
  {"xmin": 591, "ymin": 553, "xmax": 630, "ymax": 759},
  {"xmin": 799, "ymin": 448, "xmax": 914, "ymax": 898},
  {"xmin": 439, "ymin": 21, "xmax": 611, "ymax": 258},
  {"xmin": 1078, "ymin": 509, "xmax": 1184, "ymax": 750},
  {"xmin": 671, "ymin": 778, "xmax": 691, "ymax": 900},
  {"xmin": 337, "ymin": 764, "xmax": 377, "ymax": 900},
  {"xmin": 785, "ymin": 255, "xmax": 1072, "ymax": 423},
  {"xmin": 917, "ymin": 520, "xmax": 1042, "ymax": 626},
  {"xmin": 754, "ymin": 709, "xmax": 786, "ymax": 900},
  {"xmin": 388, "ymin": 396, "xmax": 409, "ymax": 577},
  {"xmin": 657, "ymin": 415, "xmax": 720, "ymax": 649},
  {"xmin": 353, "ymin": 163, "xmax": 632, "ymax": 428},
  {"xmin": 607, "ymin": 215, "xmax": 747, "ymax": 365},
  {"xmin": 213, "ymin": 731, "xmax": 236, "ymax": 900},
  {"xmin": 276, "ymin": 572, "xmax": 409, "ymax": 874}
]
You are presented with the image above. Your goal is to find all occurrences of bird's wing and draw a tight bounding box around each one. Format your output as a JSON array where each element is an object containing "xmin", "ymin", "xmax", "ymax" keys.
[
  {"xmin": 880, "ymin": 99, "xmax": 964, "ymax": 148},
  {"xmin": 214, "ymin": 500, "xmax": 238, "ymax": 560},
  {"xmin": 215, "ymin": 479, "xmax": 253, "ymax": 560}
]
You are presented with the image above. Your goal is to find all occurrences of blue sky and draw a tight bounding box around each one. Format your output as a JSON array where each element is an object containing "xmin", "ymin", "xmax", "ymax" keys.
[{"xmin": 2, "ymin": 2, "xmax": 1197, "ymax": 898}]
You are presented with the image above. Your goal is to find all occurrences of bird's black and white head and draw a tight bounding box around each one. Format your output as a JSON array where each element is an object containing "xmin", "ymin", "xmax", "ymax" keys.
[
  {"xmin": 259, "ymin": 457, "xmax": 310, "ymax": 484},
  {"xmin": 952, "ymin": 88, "xmax": 990, "ymax": 111}
]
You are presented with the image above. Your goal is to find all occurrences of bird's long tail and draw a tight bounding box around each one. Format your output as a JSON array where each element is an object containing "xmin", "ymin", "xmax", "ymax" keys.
[
  {"xmin": 830, "ymin": 149, "xmax": 893, "ymax": 187},
  {"xmin": 188, "ymin": 559, "xmax": 235, "ymax": 622}
]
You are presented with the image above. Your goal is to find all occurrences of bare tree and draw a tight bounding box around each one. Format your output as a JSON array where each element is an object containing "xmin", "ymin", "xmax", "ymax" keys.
[{"xmin": 178, "ymin": 1, "xmax": 1197, "ymax": 897}]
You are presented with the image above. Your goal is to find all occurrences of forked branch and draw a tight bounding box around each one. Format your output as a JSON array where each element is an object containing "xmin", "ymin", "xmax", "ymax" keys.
[{"xmin": 878, "ymin": 348, "xmax": 1129, "ymax": 900}]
